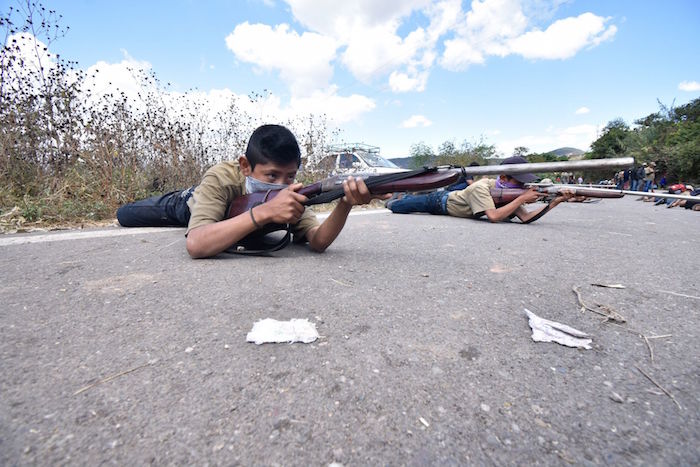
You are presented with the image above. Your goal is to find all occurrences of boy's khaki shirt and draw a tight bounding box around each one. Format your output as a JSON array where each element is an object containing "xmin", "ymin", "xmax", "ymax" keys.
[
  {"xmin": 186, "ymin": 160, "xmax": 319, "ymax": 240},
  {"xmin": 446, "ymin": 178, "xmax": 497, "ymax": 217}
]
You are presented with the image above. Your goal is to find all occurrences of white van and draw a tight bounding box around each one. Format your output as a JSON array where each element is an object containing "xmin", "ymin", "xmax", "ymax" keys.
[{"xmin": 318, "ymin": 144, "xmax": 407, "ymax": 175}]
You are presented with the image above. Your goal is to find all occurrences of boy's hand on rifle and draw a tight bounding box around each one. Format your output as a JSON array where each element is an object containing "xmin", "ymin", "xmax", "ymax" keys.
[
  {"xmin": 256, "ymin": 183, "xmax": 307, "ymax": 225},
  {"xmin": 340, "ymin": 176, "xmax": 392, "ymax": 206},
  {"xmin": 517, "ymin": 188, "xmax": 546, "ymax": 204},
  {"xmin": 551, "ymin": 187, "xmax": 575, "ymax": 205}
]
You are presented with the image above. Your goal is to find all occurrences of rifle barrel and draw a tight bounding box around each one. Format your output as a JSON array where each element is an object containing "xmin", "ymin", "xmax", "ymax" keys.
[{"xmin": 534, "ymin": 185, "xmax": 697, "ymax": 201}]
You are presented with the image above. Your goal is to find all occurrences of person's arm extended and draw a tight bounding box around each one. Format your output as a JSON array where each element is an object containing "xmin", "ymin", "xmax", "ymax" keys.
[
  {"xmin": 186, "ymin": 186, "xmax": 307, "ymax": 258},
  {"xmin": 483, "ymin": 188, "xmax": 543, "ymax": 223},
  {"xmin": 306, "ymin": 176, "xmax": 390, "ymax": 252},
  {"xmin": 186, "ymin": 214, "xmax": 258, "ymax": 259},
  {"xmin": 513, "ymin": 189, "xmax": 573, "ymax": 223}
]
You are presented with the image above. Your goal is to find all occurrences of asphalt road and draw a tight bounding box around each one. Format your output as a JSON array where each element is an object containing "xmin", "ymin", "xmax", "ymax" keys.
[{"xmin": 1, "ymin": 197, "xmax": 698, "ymax": 465}]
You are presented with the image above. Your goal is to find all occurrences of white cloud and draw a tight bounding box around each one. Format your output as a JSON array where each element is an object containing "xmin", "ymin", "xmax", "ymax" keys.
[
  {"xmin": 340, "ymin": 25, "xmax": 414, "ymax": 83},
  {"xmin": 225, "ymin": 22, "xmax": 337, "ymax": 96},
  {"xmin": 509, "ymin": 13, "xmax": 617, "ymax": 60},
  {"xmin": 2, "ymin": 35, "xmax": 160, "ymax": 115},
  {"xmin": 442, "ymin": 0, "xmax": 529, "ymax": 69},
  {"xmin": 679, "ymin": 80, "xmax": 700, "ymax": 92},
  {"xmin": 389, "ymin": 70, "xmax": 429, "ymax": 92},
  {"xmin": 401, "ymin": 115, "xmax": 433, "ymax": 128},
  {"xmin": 6, "ymin": 31, "xmax": 378, "ymax": 157},
  {"xmin": 222, "ymin": 1, "xmax": 617, "ymax": 100},
  {"xmin": 575, "ymin": 106, "xmax": 590, "ymax": 115},
  {"xmin": 84, "ymin": 52, "xmax": 153, "ymax": 103},
  {"xmin": 561, "ymin": 123, "xmax": 597, "ymax": 137},
  {"xmin": 442, "ymin": 4, "xmax": 616, "ymax": 69},
  {"xmin": 286, "ymin": 0, "xmax": 430, "ymax": 41},
  {"xmin": 2, "ymin": 33, "xmax": 57, "ymax": 88},
  {"xmin": 279, "ymin": 0, "xmax": 429, "ymax": 85},
  {"xmin": 289, "ymin": 86, "xmax": 376, "ymax": 124},
  {"xmin": 230, "ymin": 0, "xmax": 455, "ymax": 94},
  {"xmin": 496, "ymin": 123, "xmax": 598, "ymax": 155}
]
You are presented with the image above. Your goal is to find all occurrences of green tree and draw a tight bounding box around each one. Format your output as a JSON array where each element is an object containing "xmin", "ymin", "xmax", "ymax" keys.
[
  {"xmin": 587, "ymin": 98, "xmax": 699, "ymax": 182},
  {"xmin": 409, "ymin": 141, "xmax": 435, "ymax": 168},
  {"xmin": 513, "ymin": 146, "xmax": 529, "ymax": 157},
  {"xmin": 437, "ymin": 140, "xmax": 456, "ymax": 159},
  {"xmin": 590, "ymin": 118, "xmax": 630, "ymax": 159}
]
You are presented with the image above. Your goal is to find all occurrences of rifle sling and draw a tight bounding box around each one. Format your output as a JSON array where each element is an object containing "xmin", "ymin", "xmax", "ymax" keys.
[
  {"xmin": 522, "ymin": 201, "xmax": 552, "ymax": 224},
  {"xmin": 225, "ymin": 224, "xmax": 292, "ymax": 255}
]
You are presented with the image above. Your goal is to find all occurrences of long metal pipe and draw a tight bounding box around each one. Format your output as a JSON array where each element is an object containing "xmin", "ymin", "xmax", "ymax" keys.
[
  {"xmin": 618, "ymin": 190, "xmax": 696, "ymax": 201},
  {"xmin": 322, "ymin": 157, "xmax": 635, "ymax": 191},
  {"xmin": 455, "ymin": 156, "xmax": 634, "ymax": 176}
]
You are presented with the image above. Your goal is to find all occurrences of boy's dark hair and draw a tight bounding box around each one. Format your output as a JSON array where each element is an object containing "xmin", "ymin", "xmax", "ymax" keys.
[{"xmin": 245, "ymin": 124, "xmax": 301, "ymax": 169}]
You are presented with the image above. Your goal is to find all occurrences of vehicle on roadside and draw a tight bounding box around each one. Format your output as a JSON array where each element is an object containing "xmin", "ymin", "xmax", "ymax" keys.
[{"xmin": 318, "ymin": 143, "xmax": 407, "ymax": 175}]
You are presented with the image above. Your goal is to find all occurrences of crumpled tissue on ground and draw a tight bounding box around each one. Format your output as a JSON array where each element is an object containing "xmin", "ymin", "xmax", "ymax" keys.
[
  {"xmin": 246, "ymin": 318, "xmax": 319, "ymax": 345},
  {"xmin": 524, "ymin": 308, "xmax": 592, "ymax": 350}
]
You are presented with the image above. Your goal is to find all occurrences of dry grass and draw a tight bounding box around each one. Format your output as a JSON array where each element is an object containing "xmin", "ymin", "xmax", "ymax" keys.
[{"xmin": 0, "ymin": 2, "xmax": 337, "ymax": 233}]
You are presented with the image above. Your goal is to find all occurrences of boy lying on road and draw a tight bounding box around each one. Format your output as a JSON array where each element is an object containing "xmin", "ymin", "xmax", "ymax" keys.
[
  {"xmin": 117, "ymin": 124, "xmax": 390, "ymax": 258},
  {"xmin": 387, "ymin": 156, "xmax": 574, "ymax": 224}
]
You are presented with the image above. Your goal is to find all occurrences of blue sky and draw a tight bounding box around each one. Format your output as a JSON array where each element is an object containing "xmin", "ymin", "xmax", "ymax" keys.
[{"xmin": 8, "ymin": 0, "xmax": 700, "ymax": 158}]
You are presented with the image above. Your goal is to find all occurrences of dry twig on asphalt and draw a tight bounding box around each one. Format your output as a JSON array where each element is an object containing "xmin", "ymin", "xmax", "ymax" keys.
[
  {"xmin": 74, "ymin": 361, "xmax": 156, "ymax": 395},
  {"xmin": 572, "ymin": 285, "xmax": 626, "ymax": 323},
  {"xmin": 635, "ymin": 366, "xmax": 682, "ymax": 411},
  {"xmin": 330, "ymin": 278, "xmax": 352, "ymax": 287},
  {"xmin": 605, "ymin": 322, "xmax": 672, "ymax": 364}
]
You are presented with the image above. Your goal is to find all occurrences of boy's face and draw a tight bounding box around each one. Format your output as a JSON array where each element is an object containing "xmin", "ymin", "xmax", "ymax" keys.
[
  {"xmin": 499, "ymin": 175, "xmax": 525, "ymax": 188},
  {"xmin": 239, "ymin": 156, "xmax": 298, "ymax": 185}
]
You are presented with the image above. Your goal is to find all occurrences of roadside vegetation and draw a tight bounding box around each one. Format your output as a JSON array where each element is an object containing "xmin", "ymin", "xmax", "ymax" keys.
[
  {"xmin": 0, "ymin": 2, "xmax": 333, "ymax": 232},
  {"xmin": 409, "ymin": 98, "xmax": 700, "ymax": 184},
  {"xmin": 1, "ymin": 2, "xmax": 698, "ymax": 232},
  {"xmin": 588, "ymin": 99, "xmax": 700, "ymax": 184}
]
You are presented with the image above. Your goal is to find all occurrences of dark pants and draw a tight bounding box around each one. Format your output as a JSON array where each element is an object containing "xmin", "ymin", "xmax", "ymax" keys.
[
  {"xmin": 389, "ymin": 191, "xmax": 449, "ymax": 215},
  {"xmin": 117, "ymin": 187, "xmax": 195, "ymax": 227},
  {"xmin": 685, "ymin": 199, "xmax": 699, "ymax": 210}
]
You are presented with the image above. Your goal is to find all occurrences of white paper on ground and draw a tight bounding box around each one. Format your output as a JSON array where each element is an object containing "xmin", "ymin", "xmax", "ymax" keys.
[
  {"xmin": 246, "ymin": 318, "xmax": 319, "ymax": 345},
  {"xmin": 524, "ymin": 308, "xmax": 592, "ymax": 350}
]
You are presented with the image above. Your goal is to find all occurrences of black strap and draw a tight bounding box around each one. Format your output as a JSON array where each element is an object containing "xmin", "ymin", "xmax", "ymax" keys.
[
  {"xmin": 522, "ymin": 201, "xmax": 552, "ymax": 224},
  {"xmin": 224, "ymin": 224, "xmax": 292, "ymax": 255}
]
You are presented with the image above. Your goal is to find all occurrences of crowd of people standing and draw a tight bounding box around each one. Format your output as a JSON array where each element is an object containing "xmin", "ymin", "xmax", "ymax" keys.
[{"xmin": 612, "ymin": 163, "xmax": 699, "ymax": 211}]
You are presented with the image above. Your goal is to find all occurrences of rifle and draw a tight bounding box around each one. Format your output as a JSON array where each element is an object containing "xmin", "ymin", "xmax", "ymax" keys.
[
  {"xmin": 225, "ymin": 157, "xmax": 634, "ymax": 253},
  {"xmin": 225, "ymin": 167, "xmax": 459, "ymax": 253},
  {"xmin": 491, "ymin": 185, "xmax": 625, "ymax": 206},
  {"xmin": 496, "ymin": 185, "xmax": 699, "ymax": 204}
]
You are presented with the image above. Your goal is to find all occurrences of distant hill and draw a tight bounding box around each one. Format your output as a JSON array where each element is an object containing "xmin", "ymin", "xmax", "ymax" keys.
[
  {"xmin": 387, "ymin": 156, "xmax": 420, "ymax": 169},
  {"xmin": 547, "ymin": 147, "xmax": 585, "ymax": 158}
]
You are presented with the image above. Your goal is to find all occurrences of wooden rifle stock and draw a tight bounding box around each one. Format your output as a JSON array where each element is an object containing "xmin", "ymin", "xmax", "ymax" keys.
[{"xmin": 225, "ymin": 182, "xmax": 321, "ymax": 221}]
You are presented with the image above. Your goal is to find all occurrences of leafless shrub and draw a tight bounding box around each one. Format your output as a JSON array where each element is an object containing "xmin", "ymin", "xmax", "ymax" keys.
[{"xmin": 0, "ymin": 1, "xmax": 337, "ymax": 228}]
